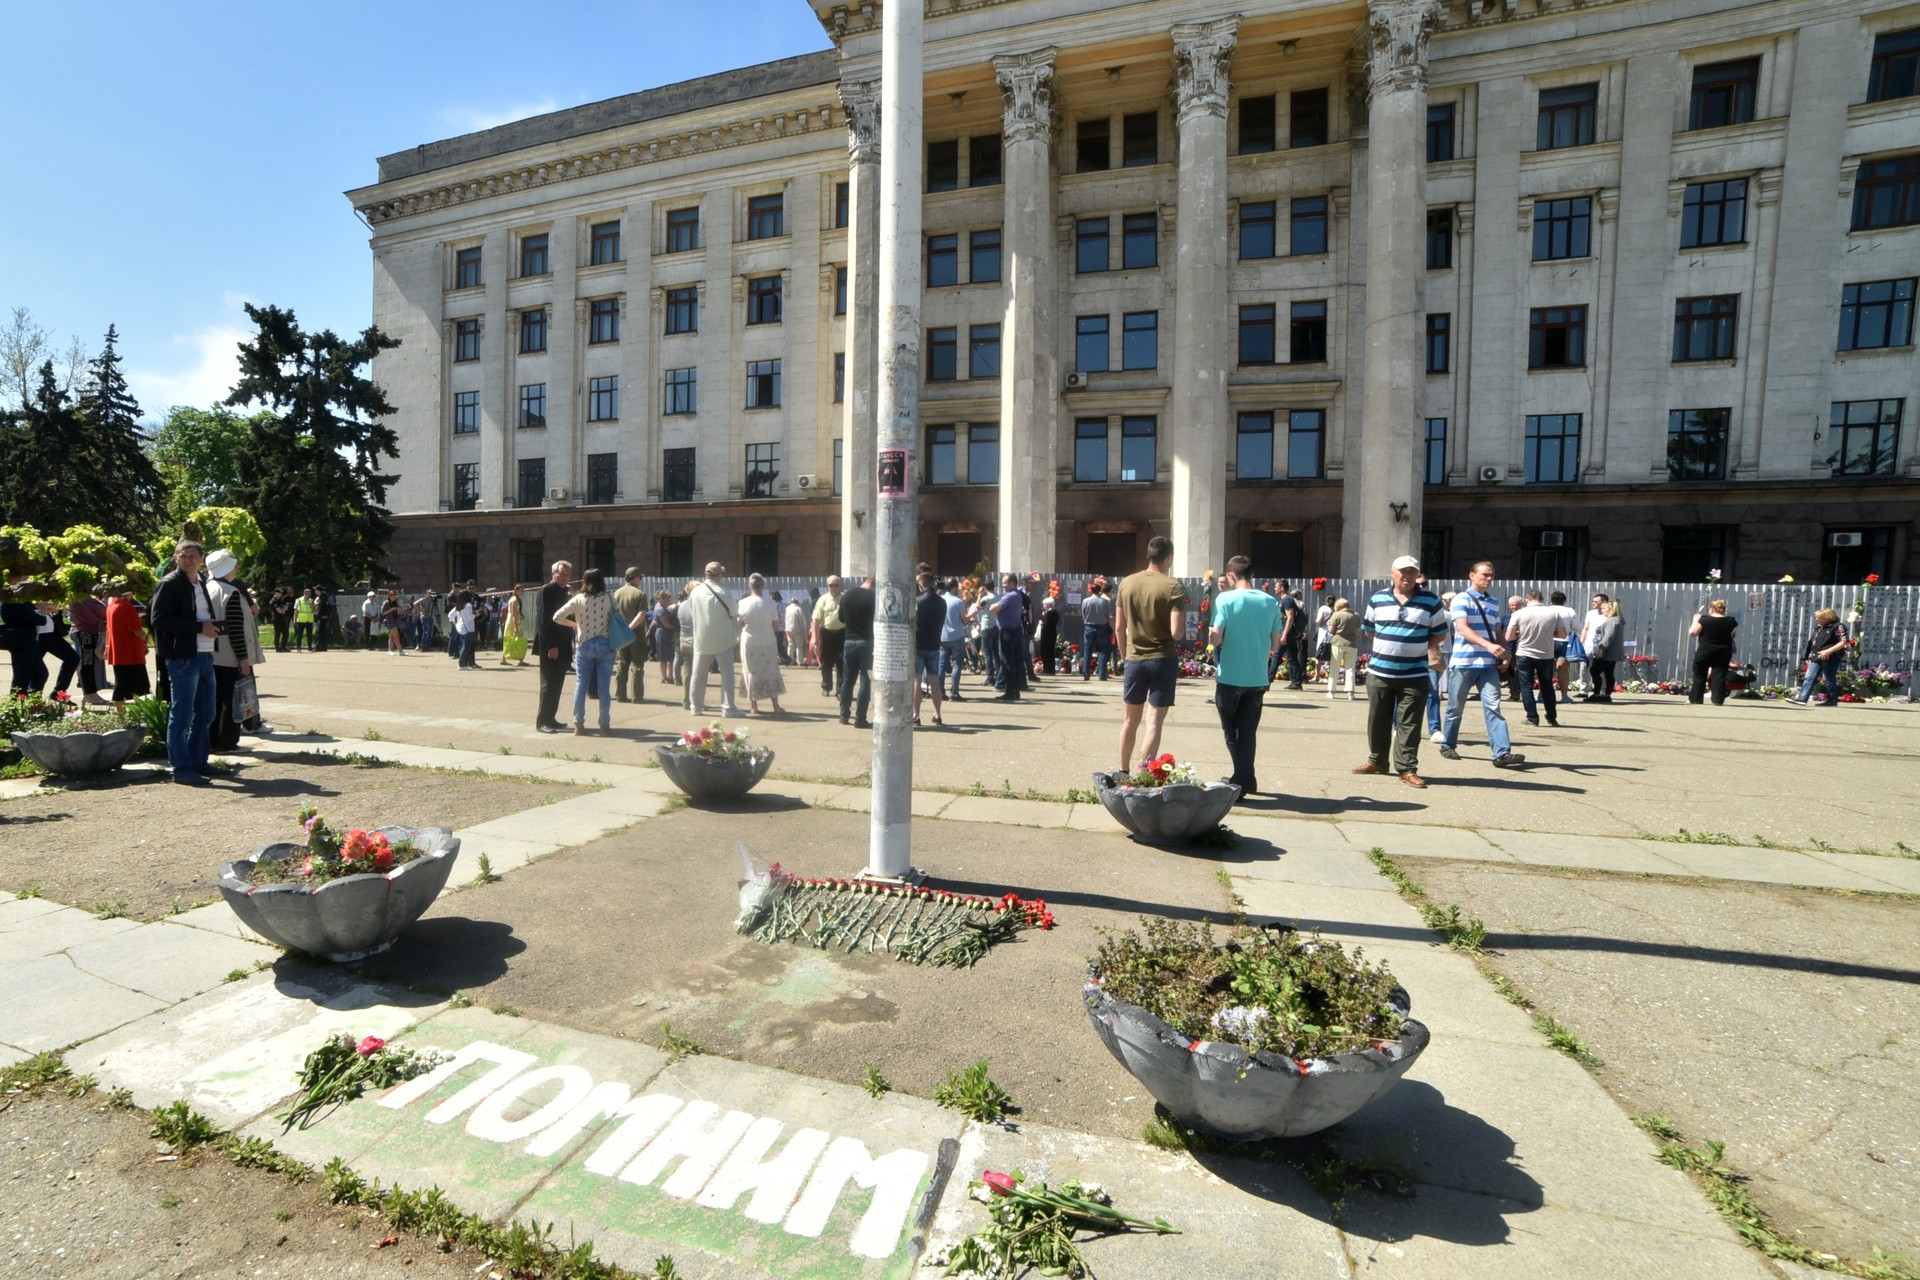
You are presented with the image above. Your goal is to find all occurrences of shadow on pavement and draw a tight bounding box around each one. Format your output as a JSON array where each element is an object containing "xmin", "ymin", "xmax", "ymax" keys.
[
  {"xmin": 1487, "ymin": 932, "xmax": 1920, "ymax": 986},
  {"xmin": 371, "ymin": 917, "xmax": 528, "ymax": 990},
  {"xmin": 1245, "ymin": 794, "xmax": 1424, "ymax": 815},
  {"xmin": 928, "ymin": 876, "xmax": 1233, "ymax": 926}
]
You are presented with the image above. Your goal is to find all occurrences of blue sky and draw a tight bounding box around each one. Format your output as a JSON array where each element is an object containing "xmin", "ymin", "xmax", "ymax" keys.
[{"xmin": 3, "ymin": 0, "xmax": 830, "ymax": 421}]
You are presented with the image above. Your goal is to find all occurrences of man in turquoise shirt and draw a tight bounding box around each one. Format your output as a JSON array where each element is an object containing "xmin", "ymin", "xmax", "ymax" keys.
[{"xmin": 1208, "ymin": 556, "xmax": 1283, "ymax": 798}]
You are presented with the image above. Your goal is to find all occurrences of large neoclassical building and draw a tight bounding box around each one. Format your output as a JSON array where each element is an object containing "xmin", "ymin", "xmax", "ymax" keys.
[{"xmin": 352, "ymin": 0, "xmax": 1920, "ymax": 586}]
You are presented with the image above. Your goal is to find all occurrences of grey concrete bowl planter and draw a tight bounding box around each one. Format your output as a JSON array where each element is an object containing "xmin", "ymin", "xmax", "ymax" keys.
[
  {"xmin": 9, "ymin": 725, "xmax": 145, "ymax": 777},
  {"xmin": 216, "ymin": 827, "xmax": 460, "ymax": 963},
  {"xmin": 1091, "ymin": 771, "xmax": 1240, "ymax": 843},
  {"xmin": 1084, "ymin": 971, "xmax": 1429, "ymax": 1139},
  {"xmin": 655, "ymin": 746, "xmax": 775, "ymax": 804}
]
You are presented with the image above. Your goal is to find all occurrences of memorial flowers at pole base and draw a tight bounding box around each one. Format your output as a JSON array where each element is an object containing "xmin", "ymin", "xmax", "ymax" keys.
[
  {"xmin": 736, "ymin": 862, "xmax": 1054, "ymax": 968},
  {"xmin": 278, "ymin": 1032, "xmax": 448, "ymax": 1131}
]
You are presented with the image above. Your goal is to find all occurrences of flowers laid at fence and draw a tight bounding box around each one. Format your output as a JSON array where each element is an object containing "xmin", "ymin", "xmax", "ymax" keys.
[{"xmin": 736, "ymin": 863, "xmax": 1054, "ymax": 969}]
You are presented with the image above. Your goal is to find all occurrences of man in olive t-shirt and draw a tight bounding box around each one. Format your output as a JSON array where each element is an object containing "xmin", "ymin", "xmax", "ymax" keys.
[{"xmin": 1114, "ymin": 536, "xmax": 1188, "ymax": 771}]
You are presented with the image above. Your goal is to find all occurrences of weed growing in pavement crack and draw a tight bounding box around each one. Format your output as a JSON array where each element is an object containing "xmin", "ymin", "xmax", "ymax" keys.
[
  {"xmin": 160, "ymin": 1194, "xmax": 183, "ymax": 1208},
  {"xmin": 471, "ymin": 853, "xmax": 497, "ymax": 885},
  {"xmin": 933, "ymin": 1060, "xmax": 1016, "ymax": 1123},
  {"xmin": 91, "ymin": 900, "xmax": 129, "ymax": 920},
  {"xmin": 224, "ymin": 968, "xmax": 249, "ymax": 983},
  {"xmin": 445, "ymin": 992, "xmax": 474, "ymax": 1009},
  {"xmin": 491, "ymin": 1004, "xmax": 523, "ymax": 1018},
  {"xmin": 657, "ymin": 1021, "xmax": 705, "ymax": 1063},
  {"xmin": 1633, "ymin": 1113, "xmax": 1680, "ymax": 1140},
  {"xmin": 862, "ymin": 1063, "xmax": 891, "ymax": 1098},
  {"xmin": 497, "ymin": 745, "xmax": 511, "ymax": 755},
  {"xmin": 1647, "ymin": 828, "xmax": 1742, "ymax": 846},
  {"xmin": 361, "ymin": 729, "xmax": 383, "ymax": 741},
  {"xmin": 967, "ymin": 780, "xmax": 986, "ymax": 796},
  {"xmin": 151, "ymin": 1100, "xmax": 221, "ymax": 1153},
  {"xmin": 105, "ymin": 1086, "xmax": 133, "ymax": 1109},
  {"xmin": 996, "ymin": 779, "xmax": 1016, "ymax": 798},
  {"xmin": 1063, "ymin": 786, "xmax": 1098, "ymax": 804},
  {"xmin": 1367, "ymin": 849, "xmax": 1485, "ymax": 951},
  {"xmin": 1534, "ymin": 1015, "xmax": 1603, "ymax": 1066},
  {"xmin": 18, "ymin": 885, "xmax": 41, "ymax": 898}
]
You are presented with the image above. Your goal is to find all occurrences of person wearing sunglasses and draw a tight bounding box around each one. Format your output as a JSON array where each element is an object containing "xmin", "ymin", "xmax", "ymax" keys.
[{"xmin": 1354, "ymin": 554, "xmax": 1450, "ymax": 788}]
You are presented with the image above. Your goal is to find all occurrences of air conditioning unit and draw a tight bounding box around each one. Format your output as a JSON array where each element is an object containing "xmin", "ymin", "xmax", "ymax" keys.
[
  {"xmin": 1065, "ymin": 371, "xmax": 1089, "ymax": 390},
  {"xmin": 1478, "ymin": 465, "xmax": 1502, "ymax": 483},
  {"xmin": 1537, "ymin": 530, "xmax": 1566, "ymax": 548},
  {"xmin": 546, "ymin": 486, "xmax": 568, "ymax": 501},
  {"xmin": 1828, "ymin": 531, "xmax": 1863, "ymax": 548},
  {"xmin": 796, "ymin": 474, "xmax": 820, "ymax": 490}
]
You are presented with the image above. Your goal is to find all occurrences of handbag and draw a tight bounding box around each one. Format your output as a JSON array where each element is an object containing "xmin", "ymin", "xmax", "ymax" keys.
[
  {"xmin": 610, "ymin": 606, "xmax": 636, "ymax": 650},
  {"xmin": 1566, "ymin": 633, "xmax": 1587, "ymax": 663},
  {"xmin": 232, "ymin": 674, "xmax": 259, "ymax": 724}
]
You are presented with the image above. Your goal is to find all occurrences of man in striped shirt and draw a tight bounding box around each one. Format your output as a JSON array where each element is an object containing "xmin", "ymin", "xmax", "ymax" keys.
[
  {"xmin": 1354, "ymin": 554, "xmax": 1449, "ymax": 788},
  {"xmin": 1440, "ymin": 560, "xmax": 1525, "ymax": 769}
]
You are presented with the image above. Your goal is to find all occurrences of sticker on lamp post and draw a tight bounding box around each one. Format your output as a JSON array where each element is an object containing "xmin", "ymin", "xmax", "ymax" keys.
[{"xmin": 877, "ymin": 449, "xmax": 909, "ymax": 499}]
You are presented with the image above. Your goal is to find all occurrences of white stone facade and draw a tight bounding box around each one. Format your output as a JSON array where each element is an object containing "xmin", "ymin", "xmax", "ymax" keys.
[{"xmin": 351, "ymin": 0, "xmax": 1920, "ymax": 588}]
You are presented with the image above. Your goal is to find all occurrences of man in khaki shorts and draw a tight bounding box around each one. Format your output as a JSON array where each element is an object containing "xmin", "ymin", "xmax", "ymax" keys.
[{"xmin": 1114, "ymin": 536, "xmax": 1188, "ymax": 771}]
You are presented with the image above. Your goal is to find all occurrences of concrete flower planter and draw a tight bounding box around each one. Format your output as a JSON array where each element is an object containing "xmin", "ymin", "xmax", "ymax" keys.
[
  {"xmin": 1084, "ymin": 971, "xmax": 1429, "ymax": 1138},
  {"xmin": 1091, "ymin": 771, "xmax": 1240, "ymax": 843},
  {"xmin": 9, "ymin": 725, "xmax": 145, "ymax": 777},
  {"xmin": 655, "ymin": 746, "xmax": 775, "ymax": 804},
  {"xmin": 216, "ymin": 827, "xmax": 460, "ymax": 963}
]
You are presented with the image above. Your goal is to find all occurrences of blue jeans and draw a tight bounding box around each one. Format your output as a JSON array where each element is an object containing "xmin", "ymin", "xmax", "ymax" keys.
[
  {"xmin": 1443, "ymin": 665, "xmax": 1513, "ymax": 758},
  {"xmin": 840, "ymin": 637, "xmax": 873, "ymax": 723},
  {"xmin": 1798, "ymin": 658, "xmax": 1842, "ymax": 704},
  {"xmin": 1214, "ymin": 682, "xmax": 1265, "ymax": 791},
  {"xmin": 996, "ymin": 628, "xmax": 1029, "ymax": 694},
  {"xmin": 1517, "ymin": 655, "xmax": 1557, "ymax": 724},
  {"xmin": 165, "ymin": 654, "xmax": 216, "ymax": 777},
  {"xmin": 1082, "ymin": 625, "xmax": 1113, "ymax": 679},
  {"xmin": 457, "ymin": 631, "xmax": 477, "ymax": 668},
  {"xmin": 572, "ymin": 636, "xmax": 613, "ymax": 728},
  {"xmin": 941, "ymin": 639, "xmax": 966, "ymax": 698},
  {"xmin": 1426, "ymin": 669, "xmax": 1442, "ymax": 733}
]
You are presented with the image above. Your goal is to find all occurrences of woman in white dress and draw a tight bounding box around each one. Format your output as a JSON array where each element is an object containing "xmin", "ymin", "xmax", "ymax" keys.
[{"xmin": 737, "ymin": 573, "xmax": 787, "ymax": 714}]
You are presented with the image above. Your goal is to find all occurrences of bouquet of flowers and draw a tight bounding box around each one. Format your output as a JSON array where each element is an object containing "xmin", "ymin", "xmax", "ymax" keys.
[
  {"xmin": 668, "ymin": 723, "xmax": 766, "ymax": 763},
  {"xmin": 246, "ymin": 805, "xmax": 421, "ymax": 887},
  {"xmin": 278, "ymin": 1032, "xmax": 447, "ymax": 1130},
  {"xmin": 1121, "ymin": 753, "xmax": 1200, "ymax": 789}
]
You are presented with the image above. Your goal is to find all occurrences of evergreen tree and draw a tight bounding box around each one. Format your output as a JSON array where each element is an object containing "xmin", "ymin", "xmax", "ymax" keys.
[
  {"xmin": 73, "ymin": 326, "xmax": 166, "ymax": 538},
  {"xmin": 227, "ymin": 304, "xmax": 401, "ymax": 588}
]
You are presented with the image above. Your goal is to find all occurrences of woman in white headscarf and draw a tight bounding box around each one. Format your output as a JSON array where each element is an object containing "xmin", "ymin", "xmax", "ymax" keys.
[
  {"xmin": 204, "ymin": 548, "xmax": 264, "ymax": 752},
  {"xmin": 737, "ymin": 573, "xmax": 786, "ymax": 714}
]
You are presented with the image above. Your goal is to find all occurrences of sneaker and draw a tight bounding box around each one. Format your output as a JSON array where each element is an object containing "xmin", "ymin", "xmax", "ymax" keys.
[
  {"xmin": 172, "ymin": 771, "xmax": 212, "ymax": 787},
  {"xmin": 1430, "ymin": 730, "xmax": 1446, "ymax": 745},
  {"xmin": 722, "ymin": 708, "xmax": 747, "ymax": 719},
  {"xmin": 1438, "ymin": 745, "xmax": 1460, "ymax": 761},
  {"xmin": 1492, "ymin": 752, "xmax": 1527, "ymax": 769},
  {"xmin": 1524, "ymin": 718, "xmax": 1540, "ymax": 727}
]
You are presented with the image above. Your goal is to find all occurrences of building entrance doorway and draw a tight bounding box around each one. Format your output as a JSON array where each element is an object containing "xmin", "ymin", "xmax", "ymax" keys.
[
  {"xmin": 936, "ymin": 530, "xmax": 983, "ymax": 577},
  {"xmin": 1248, "ymin": 529, "xmax": 1304, "ymax": 581},
  {"xmin": 1086, "ymin": 532, "xmax": 1135, "ymax": 578}
]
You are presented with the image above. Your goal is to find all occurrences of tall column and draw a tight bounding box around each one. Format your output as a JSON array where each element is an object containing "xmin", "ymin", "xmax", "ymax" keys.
[
  {"xmin": 1168, "ymin": 18, "xmax": 1238, "ymax": 579},
  {"xmin": 993, "ymin": 49, "xmax": 1059, "ymax": 574},
  {"xmin": 840, "ymin": 82, "xmax": 882, "ymax": 576},
  {"xmin": 1350, "ymin": 0, "xmax": 1441, "ymax": 576}
]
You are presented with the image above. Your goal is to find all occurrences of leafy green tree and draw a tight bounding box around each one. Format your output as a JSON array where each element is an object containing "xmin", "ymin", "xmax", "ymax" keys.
[
  {"xmin": 226, "ymin": 304, "xmax": 400, "ymax": 588},
  {"xmin": 152, "ymin": 405, "xmax": 266, "ymax": 517}
]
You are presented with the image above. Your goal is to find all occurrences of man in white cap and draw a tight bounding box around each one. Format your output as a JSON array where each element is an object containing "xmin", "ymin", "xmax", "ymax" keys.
[{"xmin": 1353, "ymin": 554, "xmax": 1450, "ymax": 788}]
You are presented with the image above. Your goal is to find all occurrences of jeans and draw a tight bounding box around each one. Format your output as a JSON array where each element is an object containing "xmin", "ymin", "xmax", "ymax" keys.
[
  {"xmin": 941, "ymin": 639, "xmax": 966, "ymax": 698},
  {"xmin": 840, "ymin": 636, "xmax": 873, "ymax": 723},
  {"xmin": 1798, "ymin": 657, "xmax": 1842, "ymax": 705},
  {"xmin": 1516, "ymin": 655, "xmax": 1557, "ymax": 724},
  {"xmin": 293, "ymin": 621, "xmax": 313, "ymax": 651},
  {"xmin": 1213, "ymin": 682, "xmax": 1265, "ymax": 792},
  {"xmin": 995, "ymin": 628, "xmax": 1029, "ymax": 695},
  {"xmin": 1367, "ymin": 676, "xmax": 1429, "ymax": 775},
  {"xmin": 983, "ymin": 627, "xmax": 1002, "ymax": 687},
  {"xmin": 1443, "ymin": 665, "xmax": 1514, "ymax": 758},
  {"xmin": 1426, "ymin": 669, "xmax": 1442, "ymax": 733},
  {"xmin": 457, "ymin": 630, "xmax": 477, "ymax": 668},
  {"xmin": 165, "ymin": 654, "xmax": 216, "ymax": 777},
  {"xmin": 1082, "ymin": 625, "xmax": 1112, "ymax": 679},
  {"xmin": 572, "ymin": 635, "xmax": 613, "ymax": 728}
]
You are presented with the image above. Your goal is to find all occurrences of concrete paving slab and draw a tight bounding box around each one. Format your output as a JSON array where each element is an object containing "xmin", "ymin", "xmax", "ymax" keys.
[
  {"xmin": 165, "ymin": 899, "xmax": 267, "ymax": 943},
  {"xmin": 774, "ymin": 779, "xmax": 852, "ymax": 807},
  {"xmin": 0, "ymin": 905, "xmax": 142, "ymax": 965},
  {"xmin": 500, "ymin": 760, "xmax": 654, "ymax": 788},
  {"xmin": 938, "ymin": 796, "xmax": 1070, "ymax": 828},
  {"xmin": 0, "ymin": 1040, "xmax": 28, "ymax": 1068},
  {"xmin": 1064, "ymin": 801, "xmax": 1127, "ymax": 834},
  {"xmin": 1228, "ymin": 816, "xmax": 1357, "ymax": 856},
  {"xmin": 1338, "ymin": 822, "xmax": 1511, "ymax": 863},
  {"xmin": 1478, "ymin": 830, "xmax": 1691, "ymax": 876},
  {"xmin": 0, "ymin": 892, "xmax": 68, "ymax": 925},
  {"xmin": 447, "ymin": 831, "xmax": 554, "ymax": 878},
  {"xmin": 1334, "ymin": 942, "xmax": 1544, "ymax": 1050},
  {"xmin": 0, "ymin": 775, "xmax": 47, "ymax": 800},
  {"xmin": 1231, "ymin": 879, "xmax": 1437, "ymax": 949},
  {"xmin": 1644, "ymin": 843, "xmax": 1899, "ymax": 891},
  {"xmin": 64, "ymin": 921, "xmax": 278, "ymax": 1003},
  {"xmin": 557, "ymin": 788, "xmax": 675, "ymax": 821},
  {"xmin": 909, "ymin": 790, "xmax": 955, "ymax": 818},
  {"xmin": 1226, "ymin": 841, "xmax": 1394, "ymax": 890},
  {"xmin": 0, "ymin": 953, "xmax": 167, "ymax": 1053},
  {"xmin": 812, "ymin": 787, "xmax": 871, "ymax": 812},
  {"xmin": 1799, "ymin": 848, "xmax": 1920, "ymax": 894},
  {"xmin": 457, "ymin": 804, "xmax": 634, "ymax": 850}
]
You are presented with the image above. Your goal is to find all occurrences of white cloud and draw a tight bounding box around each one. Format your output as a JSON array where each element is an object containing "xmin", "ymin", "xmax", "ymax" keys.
[
  {"xmin": 438, "ymin": 97, "xmax": 562, "ymax": 135},
  {"xmin": 126, "ymin": 293, "xmax": 257, "ymax": 419}
]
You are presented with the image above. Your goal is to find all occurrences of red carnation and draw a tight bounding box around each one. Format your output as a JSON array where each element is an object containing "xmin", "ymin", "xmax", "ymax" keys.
[
  {"xmin": 1866, "ymin": 573, "xmax": 1880, "ymax": 585},
  {"xmin": 356, "ymin": 1035, "xmax": 386, "ymax": 1056},
  {"xmin": 982, "ymin": 1170, "xmax": 1017, "ymax": 1196}
]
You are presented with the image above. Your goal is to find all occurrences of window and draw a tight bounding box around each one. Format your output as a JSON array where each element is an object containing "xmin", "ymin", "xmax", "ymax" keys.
[
  {"xmin": 834, "ymin": 181, "xmax": 850, "ymax": 228},
  {"xmin": 1523, "ymin": 527, "xmax": 1581, "ymax": 579},
  {"xmin": 1838, "ymin": 278, "xmax": 1917, "ymax": 351},
  {"xmin": 1290, "ymin": 301, "xmax": 1327, "ymax": 363},
  {"xmin": 1532, "ymin": 197, "xmax": 1592, "ymax": 260},
  {"xmin": 1426, "ymin": 314, "xmax": 1451, "ymax": 374},
  {"xmin": 927, "ymin": 234, "xmax": 959, "ymax": 287},
  {"xmin": 519, "ymin": 308, "xmax": 547, "ymax": 353},
  {"xmin": 745, "ymin": 443, "xmax": 779, "ymax": 497},
  {"xmin": 928, "ymin": 327, "xmax": 957, "ymax": 381},
  {"xmin": 835, "ymin": 265, "xmax": 847, "ymax": 316},
  {"xmin": 1077, "ymin": 117, "xmax": 1110, "ymax": 172},
  {"xmin": 1239, "ymin": 94, "xmax": 1276, "ymax": 154},
  {"xmin": 747, "ymin": 275, "xmax": 782, "ymax": 325},
  {"xmin": 1681, "ymin": 179, "xmax": 1747, "ymax": 248},
  {"xmin": 1868, "ymin": 28, "xmax": 1920, "ymax": 103},
  {"xmin": 519, "ymin": 383, "xmax": 547, "ymax": 429},
  {"xmin": 1240, "ymin": 201, "xmax": 1276, "ymax": 259},
  {"xmin": 1239, "ymin": 304, "xmax": 1276, "ymax": 364},
  {"xmin": 587, "ymin": 452, "xmax": 617, "ymax": 505},
  {"xmin": 927, "ymin": 139, "xmax": 960, "ymax": 192},
  {"xmin": 1077, "ymin": 217, "xmax": 1109, "ymax": 273},
  {"xmin": 665, "ymin": 207, "xmax": 700, "ymax": 253},
  {"xmin": 520, "ymin": 233, "xmax": 549, "ymax": 278},
  {"xmin": 969, "ymin": 324, "xmax": 1001, "ymax": 379},
  {"xmin": 970, "ymin": 229, "xmax": 1001, "ymax": 283},
  {"xmin": 1121, "ymin": 312, "xmax": 1158, "ymax": 371},
  {"xmin": 1427, "ymin": 103, "xmax": 1455, "ymax": 162},
  {"xmin": 453, "ymin": 390, "xmax": 479, "ymax": 435},
  {"xmin": 1530, "ymin": 306, "xmax": 1588, "ymax": 368},
  {"xmin": 746, "ymin": 360, "xmax": 781, "ymax": 408},
  {"xmin": 968, "ymin": 424, "xmax": 999, "ymax": 484},
  {"xmin": 663, "ymin": 448, "xmax": 696, "ymax": 502},
  {"xmin": 1120, "ymin": 213, "xmax": 1157, "ymax": 269},
  {"xmin": 589, "ymin": 298, "xmax": 620, "ymax": 344},
  {"xmin": 1852, "ymin": 154, "xmax": 1920, "ymax": 231},
  {"xmin": 970, "ymin": 134, "xmax": 1002, "ymax": 186},
  {"xmin": 1075, "ymin": 315, "xmax": 1109, "ymax": 373},
  {"xmin": 1123, "ymin": 111, "xmax": 1158, "ymax": 166},
  {"xmin": 1427, "ymin": 209, "xmax": 1453, "ymax": 269},
  {"xmin": 1536, "ymin": 84, "xmax": 1597, "ymax": 150},
  {"xmin": 1667, "ymin": 408, "xmax": 1730, "ymax": 480},
  {"xmin": 833, "ymin": 352, "xmax": 845, "ymax": 404},
  {"xmin": 591, "ymin": 220, "xmax": 622, "ymax": 264},
  {"xmin": 743, "ymin": 533, "xmax": 779, "ymax": 576},
  {"xmin": 448, "ymin": 540, "xmax": 478, "ymax": 583},
  {"xmin": 665, "ymin": 287, "xmax": 698, "ymax": 334},
  {"xmin": 747, "ymin": 194, "xmax": 784, "ymax": 240},
  {"xmin": 587, "ymin": 376, "xmax": 618, "ymax": 422},
  {"xmin": 454, "ymin": 318, "xmax": 480, "ymax": 362},
  {"xmin": 833, "ymin": 439, "xmax": 843, "ymax": 494},
  {"xmin": 454, "ymin": 246, "xmax": 482, "ymax": 289},
  {"xmin": 1828, "ymin": 399, "xmax": 1902, "ymax": 476},
  {"xmin": 927, "ymin": 425, "xmax": 957, "ymax": 485},
  {"xmin": 1236, "ymin": 412, "xmax": 1274, "ymax": 480},
  {"xmin": 1425, "ymin": 418, "xmax": 1448, "ymax": 485},
  {"xmin": 663, "ymin": 368, "xmax": 696, "ymax": 416},
  {"xmin": 1689, "ymin": 59, "xmax": 1758, "ymax": 129},
  {"xmin": 1524, "ymin": 414, "xmax": 1582, "ymax": 483},
  {"xmin": 1288, "ymin": 410, "xmax": 1325, "ymax": 479},
  {"xmin": 1074, "ymin": 419, "xmax": 1108, "ymax": 482},
  {"xmin": 517, "ymin": 457, "xmax": 545, "ymax": 508},
  {"xmin": 1662, "ymin": 527, "xmax": 1731, "ymax": 582},
  {"xmin": 1291, "ymin": 197, "xmax": 1328, "ymax": 256},
  {"xmin": 453, "ymin": 463, "xmax": 479, "ymax": 511},
  {"xmin": 1120, "ymin": 416, "xmax": 1156, "ymax": 481},
  {"xmin": 1672, "ymin": 295, "xmax": 1738, "ymax": 362},
  {"xmin": 514, "ymin": 539, "xmax": 545, "ymax": 584},
  {"xmin": 582, "ymin": 537, "xmax": 616, "ymax": 577},
  {"xmin": 1290, "ymin": 88, "xmax": 1329, "ymax": 148},
  {"xmin": 659, "ymin": 534, "xmax": 693, "ymax": 578},
  {"xmin": 1821, "ymin": 527, "xmax": 1895, "ymax": 584}
]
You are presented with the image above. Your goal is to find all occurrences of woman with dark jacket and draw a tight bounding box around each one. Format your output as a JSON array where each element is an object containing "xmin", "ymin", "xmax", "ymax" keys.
[
  {"xmin": 1793, "ymin": 608, "xmax": 1850, "ymax": 706},
  {"xmin": 1687, "ymin": 599, "xmax": 1738, "ymax": 706}
]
